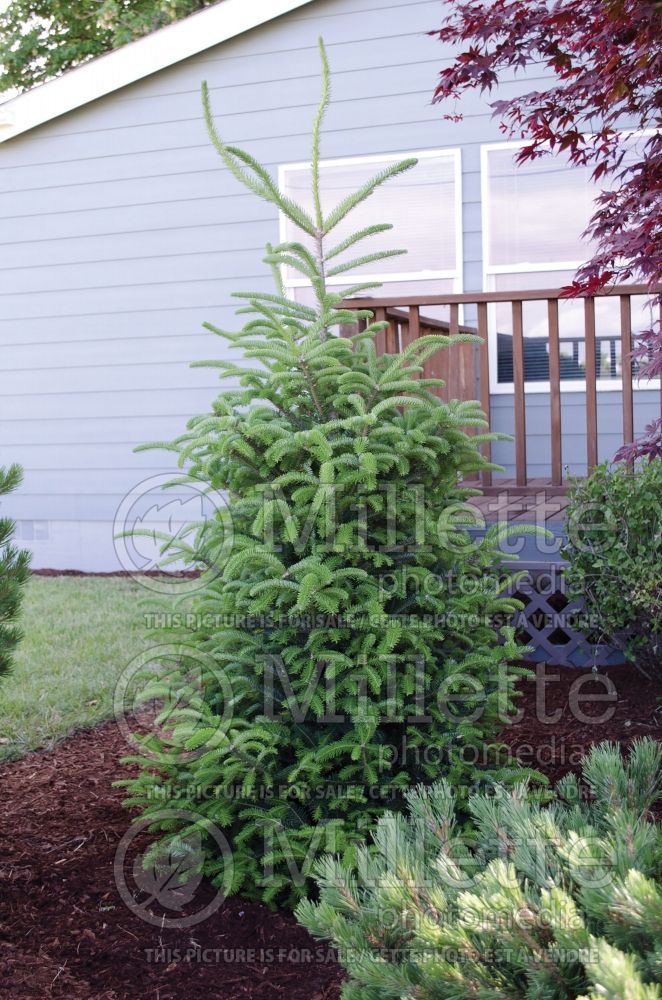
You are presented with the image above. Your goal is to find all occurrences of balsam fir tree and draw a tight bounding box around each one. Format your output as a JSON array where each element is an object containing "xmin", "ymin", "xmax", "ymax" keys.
[
  {"xmin": 298, "ymin": 737, "xmax": 662, "ymax": 1000},
  {"xmin": 121, "ymin": 39, "xmax": 539, "ymax": 908},
  {"xmin": 0, "ymin": 464, "xmax": 30, "ymax": 679}
]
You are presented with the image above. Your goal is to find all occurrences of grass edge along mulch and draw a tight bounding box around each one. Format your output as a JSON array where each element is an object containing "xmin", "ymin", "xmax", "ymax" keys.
[{"xmin": 0, "ymin": 575, "xmax": 148, "ymax": 762}]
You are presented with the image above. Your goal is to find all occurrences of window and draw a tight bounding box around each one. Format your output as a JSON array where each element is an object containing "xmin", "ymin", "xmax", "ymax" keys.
[
  {"xmin": 278, "ymin": 150, "xmax": 462, "ymax": 304},
  {"xmin": 481, "ymin": 137, "xmax": 655, "ymax": 393}
]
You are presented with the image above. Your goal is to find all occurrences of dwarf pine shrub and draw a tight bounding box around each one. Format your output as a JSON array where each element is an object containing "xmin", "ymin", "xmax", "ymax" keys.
[
  {"xmin": 120, "ymin": 40, "xmax": 538, "ymax": 908},
  {"xmin": 298, "ymin": 737, "xmax": 662, "ymax": 1000},
  {"xmin": 0, "ymin": 464, "xmax": 30, "ymax": 680}
]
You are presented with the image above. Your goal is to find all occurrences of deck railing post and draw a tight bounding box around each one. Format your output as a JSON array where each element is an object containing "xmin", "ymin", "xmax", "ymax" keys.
[
  {"xmin": 339, "ymin": 284, "xmax": 661, "ymax": 493},
  {"xmin": 374, "ymin": 306, "xmax": 386, "ymax": 356},
  {"xmin": 620, "ymin": 295, "xmax": 634, "ymax": 450},
  {"xmin": 584, "ymin": 297, "xmax": 598, "ymax": 472},
  {"xmin": 401, "ymin": 304, "xmax": 419, "ymax": 349},
  {"xmin": 447, "ymin": 303, "xmax": 460, "ymax": 398},
  {"xmin": 547, "ymin": 299, "xmax": 562, "ymax": 486},
  {"xmin": 476, "ymin": 302, "xmax": 492, "ymax": 487},
  {"xmin": 385, "ymin": 313, "xmax": 398, "ymax": 353},
  {"xmin": 512, "ymin": 300, "xmax": 527, "ymax": 487}
]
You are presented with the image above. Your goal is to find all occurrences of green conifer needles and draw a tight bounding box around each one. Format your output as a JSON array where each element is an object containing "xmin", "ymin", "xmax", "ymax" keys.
[
  {"xmin": 298, "ymin": 738, "xmax": 662, "ymax": 1000},
  {"xmin": 0, "ymin": 464, "xmax": 30, "ymax": 679},
  {"xmin": 122, "ymin": 39, "xmax": 532, "ymax": 908}
]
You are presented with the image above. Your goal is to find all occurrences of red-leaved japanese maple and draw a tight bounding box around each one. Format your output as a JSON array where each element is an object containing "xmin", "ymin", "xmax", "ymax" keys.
[{"xmin": 431, "ymin": 0, "xmax": 662, "ymax": 459}]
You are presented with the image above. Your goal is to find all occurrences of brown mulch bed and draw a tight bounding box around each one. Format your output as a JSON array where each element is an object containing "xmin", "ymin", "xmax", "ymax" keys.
[
  {"xmin": 500, "ymin": 662, "xmax": 662, "ymax": 785},
  {"xmin": 1, "ymin": 664, "xmax": 660, "ymax": 999},
  {"xmin": 0, "ymin": 724, "xmax": 344, "ymax": 1000}
]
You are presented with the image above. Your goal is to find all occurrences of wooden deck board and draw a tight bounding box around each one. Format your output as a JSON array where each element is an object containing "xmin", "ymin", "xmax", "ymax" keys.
[{"xmin": 467, "ymin": 484, "xmax": 571, "ymax": 526}]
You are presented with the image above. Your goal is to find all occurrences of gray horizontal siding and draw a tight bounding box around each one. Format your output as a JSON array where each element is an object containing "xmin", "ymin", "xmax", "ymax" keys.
[
  {"xmin": 0, "ymin": 309, "xmax": 241, "ymax": 345},
  {"xmin": 0, "ymin": 221, "xmax": 270, "ymax": 268},
  {"xmin": 0, "ymin": 386, "xmax": 221, "ymax": 420},
  {"xmin": 0, "ymin": 0, "xmax": 643, "ymax": 569},
  {"xmin": 0, "ymin": 275, "xmax": 273, "ymax": 320},
  {"xmin": 490, "ymin": 391, "xmax": 660, "ymax": 479},
  {"xmin": 0, "ymin": 414, "xmax": 190, "ymax": 444},
  {"xmin": 2, "ymin": 366, "xmax": 224, "ymax": 396},
  {"xmin": 2, "ymin": 333, "xmax": 217, "ymax": 368},
  {"xmin": 1, "ymin": 249, "xmax": 272, "ymax": 295},
  {"xmin": 0, "ymin": 76, "xmax": 545, "ymax": 185},
  {"xmin": 13, "ymin": 497, "xmax": 136, "ymax": 520}
]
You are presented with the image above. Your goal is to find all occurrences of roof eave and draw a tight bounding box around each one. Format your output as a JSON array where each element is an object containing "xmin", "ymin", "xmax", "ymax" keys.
[{"xmin": 0, "ymin": 0, "xmax": 316, "ymax": 143}]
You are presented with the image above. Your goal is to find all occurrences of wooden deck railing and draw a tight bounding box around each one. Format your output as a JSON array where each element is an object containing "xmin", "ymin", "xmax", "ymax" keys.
[{"xmin": 342, "ymin": 285, "xmax": 662, "ymax": 492}]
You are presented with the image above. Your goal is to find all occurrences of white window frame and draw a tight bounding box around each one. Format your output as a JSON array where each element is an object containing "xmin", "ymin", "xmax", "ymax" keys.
[
  {"xmin": 481, "ymin": 138, "xmax": 659, "ymax": 395},
  {"xmin": 278, "ymin": 148, "xmax": 463, "ymax": 297}
]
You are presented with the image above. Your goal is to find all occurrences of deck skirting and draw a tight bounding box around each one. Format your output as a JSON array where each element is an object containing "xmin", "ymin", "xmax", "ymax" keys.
[{"xmin": 505, "ymin": 567, "xmax": 625, "ymax": 668}]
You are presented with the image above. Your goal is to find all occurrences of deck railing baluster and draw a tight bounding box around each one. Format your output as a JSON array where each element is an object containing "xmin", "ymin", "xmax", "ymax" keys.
[
  {"xmin": 511, "ymin": 300, "xmax": 527, "ymax": 487},
  {"xmin": 620, "ymin": 295, "xmax": 634, "ymax": 450},
  {"xmin": 547, "ymin": 299, "xmax": 562, "ymax": 486},
  {"xmin": 448, "ymin": 303, "xmax": 460, "ymax": 399},
  {"xmin": 477, "ymin": 302, "xmax": 492, "ymax": 488},
  {"xmin": 404, "ymin": 304, "xmax": 419, "ymax": 349},
  {"xmin": 374, "ymin": 306, "xmax": 386, "ymax": 356},
  {"xmin": 386, "ymin": 314, "xmax": 398, "ymax": 353},
  {"xmin": 584, "ymin": 298, "xmax": 598, "ymax": 472},
  {"xmin": 342, "ymin": 284, "xmax": 660, "ymax": 493}
]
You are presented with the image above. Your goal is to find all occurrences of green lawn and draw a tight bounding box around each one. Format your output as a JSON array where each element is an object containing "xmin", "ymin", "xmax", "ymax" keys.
[{"xmin": 0, "ymin": 575, "xmax": 148, "ymax": 761}]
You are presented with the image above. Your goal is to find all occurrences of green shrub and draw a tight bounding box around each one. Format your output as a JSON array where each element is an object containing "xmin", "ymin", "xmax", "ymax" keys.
[
  {"xmin": 0, "ymin": 464, "xmax": 30, "ymax": 680},
  {"xmin": 298, "ymin": 738, "xmax": 662, "ymax": 999},
  {"xmin": 120, "ymin": 41, "xmax": 536, "ymax": 908},
  {"xmin": 562, "ymin": 459, "xmax": 662, "ymax": 674}
]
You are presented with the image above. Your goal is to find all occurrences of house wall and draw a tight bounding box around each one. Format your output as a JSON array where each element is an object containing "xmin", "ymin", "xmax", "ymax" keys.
[
  {"xmin": 490, "ymin": 391, "xmax": 659, "ymax": 480},
  {"xmin": 0, "ymin": 0, "xmax": 656, "ymax": 569}
]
